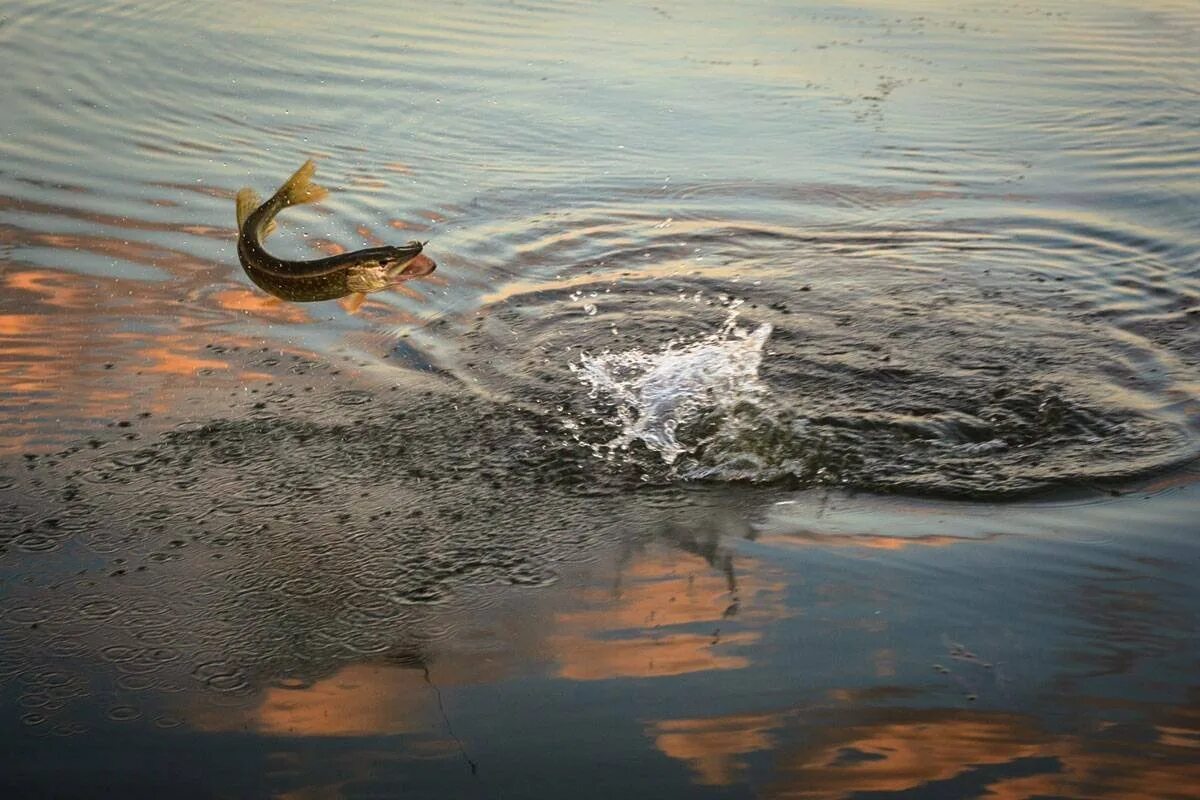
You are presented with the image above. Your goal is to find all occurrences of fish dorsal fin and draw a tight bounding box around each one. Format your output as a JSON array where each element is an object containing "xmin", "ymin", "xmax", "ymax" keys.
[
  {"xmin": 235, "ymin": 188, "xmax": 262, "ymax": 229},
  {"xmin": 273, "ymin": 159, "xmax": 329, "ymax": 208}
]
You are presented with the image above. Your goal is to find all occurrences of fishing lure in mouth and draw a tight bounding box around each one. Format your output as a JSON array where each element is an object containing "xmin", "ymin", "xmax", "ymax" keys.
[{"xmin": 234, "ymin": 159, "xmax": 436, "ymax": 307}]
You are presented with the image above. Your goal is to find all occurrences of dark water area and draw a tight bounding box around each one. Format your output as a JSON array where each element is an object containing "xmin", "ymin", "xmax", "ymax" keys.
[{"xmin": 2, "ymin": 0, "xmax": 1199, "ymax": 797}]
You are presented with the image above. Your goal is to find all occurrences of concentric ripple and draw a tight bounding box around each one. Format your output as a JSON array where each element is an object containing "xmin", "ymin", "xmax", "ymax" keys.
[{"xmin": 441, "ymin": 222, "xmax": 1199, "ymax": 497}]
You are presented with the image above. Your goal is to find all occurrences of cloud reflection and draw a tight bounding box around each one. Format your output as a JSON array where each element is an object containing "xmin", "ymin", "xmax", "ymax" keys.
[
  {"xmin": 650, "ymin": 713, "xmax": 784, "ymax": 786},
  {"xmin": 0, "ymin": 191, "xmax": 439, "ymax": 452},
  {"xmin": 549, "ymin": 546, "xmax": 787, "ymax": 681},
  {"xmin": 650, "ymin": 701, "xmax": 1200, "ymax": 797},
  {"xmin": 195, "ymin": 663, "xmax": 433, "ymax": 738}
]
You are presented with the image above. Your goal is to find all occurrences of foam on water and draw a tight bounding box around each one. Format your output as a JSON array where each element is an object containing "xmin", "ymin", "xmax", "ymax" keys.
[{"xmin": 569, "ymin": 303, "xmax": 772, "ymax": 466}]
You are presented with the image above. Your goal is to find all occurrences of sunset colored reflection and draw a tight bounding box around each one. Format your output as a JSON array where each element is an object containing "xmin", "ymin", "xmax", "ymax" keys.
[
  {"xmin": 0, "ymin": 171, "xmax": 448, "ymax": 453},
  {"xmin": 210, "ymin": 288, "xmax": 313, "ymax": 324},
  {"xmin": 650, "ymin": 713, "xmax": 784, "ymax": 786},
  {"xmin": 195, "ymin": 663, "xmax": 433, "ymax": 737},
  {"xmin": 773, "ymin": 711, "xmax": 1048, "ymax": 797},
  {"xmin": 0, "ymin": 254, "xmax": 286, "ymax": 451},
  {"xmin": 757, "ymin": 530, "xmax": 1002, "ymax": 552},
  {"xmin": 782, "ymin": 710, "xmax": 1200, "ymax": 799},
  {"xmin": 137, "ymin": 341, "xmax": 234, "ymax": 377},
  {"xmin": 4, "ymin": 268, "xmax": 93, "ymax": 309},
  {"xmin": 553, "ymin": 630, "xmax": 759, "ymax": 682},
  {"xmin": 650, "ymin": 700, "xmax": 1200, "ymax": 798},
  {"xmin": 549, "ymin": 549, "xmax": 787, "ymax": 681},
  {"xmin": 0, "ymin": 205, "xmax": 440, "ymax": 452}
]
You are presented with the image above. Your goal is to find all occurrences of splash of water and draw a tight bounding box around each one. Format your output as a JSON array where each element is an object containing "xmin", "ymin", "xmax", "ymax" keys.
[{"xmin": 569, "ymin": 305, "xmax": 773, "ymax": 466}]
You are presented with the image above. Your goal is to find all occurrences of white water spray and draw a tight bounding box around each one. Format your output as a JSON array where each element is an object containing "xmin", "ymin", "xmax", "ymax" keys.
[{"xmin": 569, "ymin": 305, "xmax": 773, "ymax": 465}]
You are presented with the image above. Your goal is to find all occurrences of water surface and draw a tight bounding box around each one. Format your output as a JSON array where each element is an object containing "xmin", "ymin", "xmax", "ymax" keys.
[{"xmin": 1, "ymin": 0, "xmax": 1198, "ymax": 797}]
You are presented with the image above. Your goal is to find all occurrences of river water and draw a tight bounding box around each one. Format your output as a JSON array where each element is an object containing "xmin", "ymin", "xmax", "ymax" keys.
[{"xmin": 1, "ymin": 0, "xmax": 1198, "ymax": 797}]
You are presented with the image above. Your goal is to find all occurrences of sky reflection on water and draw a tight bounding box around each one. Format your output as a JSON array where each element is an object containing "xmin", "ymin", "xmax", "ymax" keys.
[{"xmin": 1, "ymin": 0, "xmax": 1199, "ymax": 796}]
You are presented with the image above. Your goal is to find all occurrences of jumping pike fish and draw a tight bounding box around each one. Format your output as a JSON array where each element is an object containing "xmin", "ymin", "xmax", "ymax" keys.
[{"xmin": 235, "ymin": 160, "xmax": 436, "ymax": 307}]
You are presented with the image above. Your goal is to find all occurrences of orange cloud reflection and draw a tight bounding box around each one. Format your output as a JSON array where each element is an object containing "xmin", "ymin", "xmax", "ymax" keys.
[
  {"xmin": 549, "ymin": 549, "xmax": 787, "ymax": 681},
  {"xmin": 0, "ymin": 262, "xmax": 281, "ymax": 452},
  {"xmin": 5, "ymin": 268, "xmax": 94, "ymax": 309},
  {"xmin": 137, "ymin": 344, "xmax": 231, "ymax": 377},
  {"xmin": 210, "ymin": 288, "xmax": 312, "ymax": 324},
  {"xmin": 555, "ymin": 631, "xmax": 759, "ymax": 682},
  {"xmin": 757, "ymin": 530, "xmax": 1000, "ymax": 552},
  {"xmin": 773, "ymin": 712, "xmax": 1048, "ymax": 798},
  {"xmin": 651, "ymin": 701, "xmax": 1200, "ymax": 798},
  {"xmin": 651, "ymin": 713, "xmax": 784, "ymax": 786},
  {"xmin": 195, "ymin": 663, "xmax": 432, "ymax": 738}
]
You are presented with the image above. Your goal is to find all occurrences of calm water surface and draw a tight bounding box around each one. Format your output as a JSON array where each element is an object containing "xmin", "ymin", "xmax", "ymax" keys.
[{"xmin": 1, "ymin": 0, "xmax": 1199, "ymax": 797}]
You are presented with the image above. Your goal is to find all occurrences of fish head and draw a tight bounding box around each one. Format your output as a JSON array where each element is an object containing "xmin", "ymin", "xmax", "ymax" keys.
[{"xmin": 381, "ymin": 240, "xmax": 437, "ymax": 283}]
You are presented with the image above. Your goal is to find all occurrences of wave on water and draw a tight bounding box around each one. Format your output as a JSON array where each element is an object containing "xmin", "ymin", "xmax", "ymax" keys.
[{"xmin": 525, "ymin": 273, "xmax": 1200, "ymax": 497}]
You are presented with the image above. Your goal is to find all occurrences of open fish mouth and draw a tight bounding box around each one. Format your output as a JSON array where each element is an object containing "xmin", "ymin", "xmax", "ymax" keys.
[{"xmin": 387, "ymin": 249, "xmax": 437, "ymax": 283}]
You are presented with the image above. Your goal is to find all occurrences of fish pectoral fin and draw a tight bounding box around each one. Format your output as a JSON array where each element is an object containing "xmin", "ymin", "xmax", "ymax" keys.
[
  {"xmin": 263, "ymin": 219, "xmax": 278, "ymax": 239},
  {"xmin": 235, "ymin": 188, "xmax": 262, "ymax": 229},
  {"xmin": 342, "ymin": 292, "xmax": 367, "ymax": 314}
]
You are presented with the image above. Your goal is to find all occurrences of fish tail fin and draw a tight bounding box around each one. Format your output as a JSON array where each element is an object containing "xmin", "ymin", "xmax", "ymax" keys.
[{"xmin": 272, "ymin": 159, "xmax": 329, "ymax": 208}]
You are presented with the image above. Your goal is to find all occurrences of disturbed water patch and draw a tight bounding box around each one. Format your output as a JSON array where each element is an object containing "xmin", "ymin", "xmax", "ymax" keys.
[
  {"xmin": 570, "ymin": 304, "xmax": 772, "ymax": 466},
  {"xmin": 449, "ymin": 268, "xmax": 1199, "ymax": 498},
  {"xmin": 0, "ymin": 364, "xmax": 658, "ymax": 731}
]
